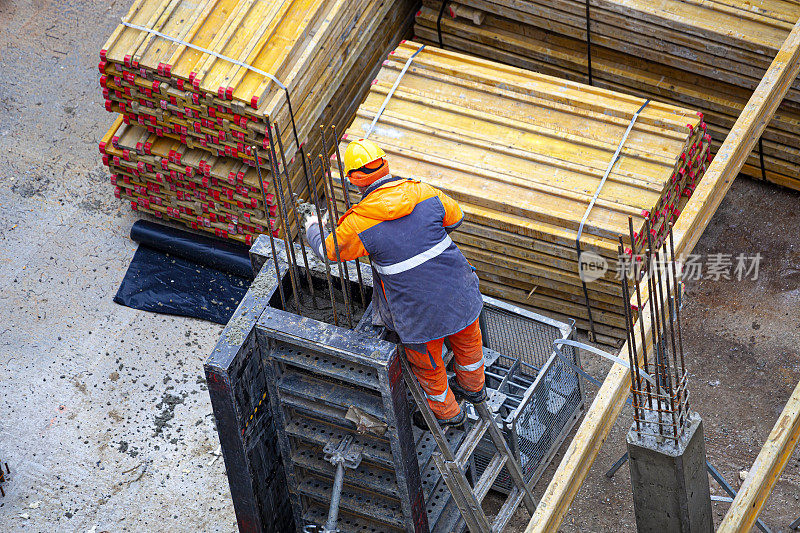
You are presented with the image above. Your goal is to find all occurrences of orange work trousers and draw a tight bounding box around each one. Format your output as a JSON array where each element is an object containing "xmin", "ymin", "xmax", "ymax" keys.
[{"xmin": 404, "ymin": 318, "xmax": 485, "ymax": 420}]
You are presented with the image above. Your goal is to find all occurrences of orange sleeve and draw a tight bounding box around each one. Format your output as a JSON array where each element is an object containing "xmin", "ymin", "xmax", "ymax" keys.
[
  {"xmin": 435, "ymin": 187, "xmax": 464, "ymax": 229},
  {"xmin": 324, "ymin": 214, "xmax": 369, "ymax": 262}
]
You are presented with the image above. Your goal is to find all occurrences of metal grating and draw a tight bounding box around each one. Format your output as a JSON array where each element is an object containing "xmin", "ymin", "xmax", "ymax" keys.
[
  {"xmin": 473, "ymin": 299, "xmax": 585, "ymax": 494},
  {"xmin": 480, "ymin": 295, "xmax": 570, "ymax": 369}
]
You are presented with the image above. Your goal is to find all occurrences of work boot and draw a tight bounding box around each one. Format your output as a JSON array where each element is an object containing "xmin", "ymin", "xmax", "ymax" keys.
[
  {"xmin": 412, "ymin": 409, "xmax": 465, "ymax": 431},
  {"xmin": 449, "ymin": 376, "xmax": 488, "ymax": 404}
]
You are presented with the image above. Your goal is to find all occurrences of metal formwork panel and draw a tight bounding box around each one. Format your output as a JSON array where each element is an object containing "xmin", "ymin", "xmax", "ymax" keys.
[
  {"xmin": 204, "ymin": 261, "xmax": 294, "ymax": 533},
  {"xmin": 249, "ymin": 238, "xmax": 466, "ymax": 533},
  {"xmin": 207, "ymin": 237, "xmax": 377, "ymax": 533},
  {"xmin": 258, "ymin": 309, "xmax": 430, "ymax": 532}
]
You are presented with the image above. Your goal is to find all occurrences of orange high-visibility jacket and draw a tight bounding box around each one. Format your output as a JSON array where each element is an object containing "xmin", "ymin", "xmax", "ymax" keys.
[{"xmin": 308, "ymin": 175, "xmax": 483, "ymax": 344}]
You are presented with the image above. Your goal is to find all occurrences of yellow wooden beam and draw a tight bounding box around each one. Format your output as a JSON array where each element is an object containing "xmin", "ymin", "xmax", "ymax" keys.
[
  {"xmin": 415, "ymin": 2, "xmax": 800, "ymax": 193},
  {"xmin": 717, "ymin": 380, "xmax": 800, "ymax": 532},
  {"xmin": 525, "ymin": 17, "xmax": 800, "ymax": 533}
]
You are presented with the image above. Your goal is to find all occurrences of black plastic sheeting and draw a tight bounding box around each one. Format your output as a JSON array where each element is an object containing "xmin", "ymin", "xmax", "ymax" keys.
[{"xmin": 114, "ymin": 221, "xmax": 254, "ymax": 324}]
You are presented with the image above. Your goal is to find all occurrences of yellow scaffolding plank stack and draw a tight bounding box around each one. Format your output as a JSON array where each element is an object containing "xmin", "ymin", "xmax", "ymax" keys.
[
  {"xmin": 415, "ymin": 0, "xmax": 800, "ymax": 191},
  {"xmin": 98, "ymin": 0, "xmax": 418, "ymax": 241}
]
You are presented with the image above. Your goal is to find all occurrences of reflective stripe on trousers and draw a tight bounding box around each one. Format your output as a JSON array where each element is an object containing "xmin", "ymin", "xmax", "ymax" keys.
[
  {"xmin": 403, "ymin": 317, "xmax": 485, "ymax": 420},
  {"xmin": 423, "ymin": 388, "xmax": 449, "ymax": 403},
  {"xmin": 455, "ymin": 358, "xmax": 484, "ymax": 372}
]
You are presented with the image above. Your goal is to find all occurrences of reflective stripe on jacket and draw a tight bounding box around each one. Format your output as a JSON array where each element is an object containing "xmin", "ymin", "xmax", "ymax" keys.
[{"xmin": 320, "ymin": 175, "xmax": 483, "ymax": 344}]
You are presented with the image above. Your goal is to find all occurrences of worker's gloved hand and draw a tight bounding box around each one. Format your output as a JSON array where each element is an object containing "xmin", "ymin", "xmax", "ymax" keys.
[
  {"xmin": 304, "ymin": 215, "xmax": 319, "ymax": 235},
  {"xmin": 296, "ymin": 200, "xmax": 318, "ymax": 241},
  {"xmin": 296, "ymin": 200, "xmax": 330, "ymax": 249},
  {"xmin": 296, "ymin": 200, "xmax": 328, "ymax": 227}
]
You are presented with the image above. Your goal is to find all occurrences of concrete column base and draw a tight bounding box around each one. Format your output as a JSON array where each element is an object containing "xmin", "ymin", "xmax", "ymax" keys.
[{"xmin": 627, "ymin": 410, "xmax": 713, "ymax": 533}]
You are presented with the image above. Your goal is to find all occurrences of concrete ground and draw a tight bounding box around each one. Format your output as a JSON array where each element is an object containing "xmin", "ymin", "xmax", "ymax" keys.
[
  {"xmin": 0, "ymin": 1, "xmax": 234, "ymax": 531},
  {"xmin": 0, "ymin": 1, "xmax": 798, "ymax": 532}
]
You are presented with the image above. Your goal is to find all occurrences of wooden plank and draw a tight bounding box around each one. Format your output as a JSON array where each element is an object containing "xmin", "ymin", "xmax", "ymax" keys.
[
  {"xmin": 415, "ymin": 1, "xmax": 800, "ymax": 193},
  {"xmin": 525, "ymin": 18, "xmax": 800, "ymax": 532},
  {"xmin": 717, "ymin": 380, "xmax": 800, "ymax": 532}
]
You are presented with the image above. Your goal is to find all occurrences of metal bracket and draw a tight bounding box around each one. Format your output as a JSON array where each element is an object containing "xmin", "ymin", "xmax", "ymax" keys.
[
  {"xmin": 324, "ymin": 435, "xmax": 364, "ymax": 470},
  {"xmin": 308, "ymin": 435, "xmax": 364, "ymax": 533},
  {"xmin": 344, "ymin": 406, "xmax": 388, "ymax": 437}
]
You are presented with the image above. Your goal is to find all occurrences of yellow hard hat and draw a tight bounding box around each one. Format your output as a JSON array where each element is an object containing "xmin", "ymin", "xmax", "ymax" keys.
[{"xmin": 343, "ymin": 139, "xmax": 386, "ymax": 175}]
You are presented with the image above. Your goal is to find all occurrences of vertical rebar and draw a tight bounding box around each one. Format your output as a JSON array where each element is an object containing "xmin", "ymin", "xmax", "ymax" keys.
[
  {"xmin": 628, "ymin": 217, "xmax": 653, "ymax": 411},
  {"xmin": 320, "ymin": 126, "xmax": 355, "ymax": 318},
  {"xmin": 332, "ymin": 124, "xmax": 367, "ymax": 309},
  {"xmin": 668, "ymin": 225, "xmax": 689, "ymax": 419},
  {"xmin": 263, "ymin": 128, "xmax": 303, "ymax": 316},
  {"xmin": 273, "ymin": 120, "xmax": 318, "ymax": 309},
  {"xmin": 618, "ymin": 238, "xmax": 641, "ymax": 432},
  {"xmin": 320, "ymin": 154, "xmax": 353, "ymax": 328},
  {"xmin": 646, "ymin": 219, "xmax": 679, "ymax": 438},
  {"xmin": 668, "ymin": 226, "xmax": 687, "ymax": 377},
  {"xmin": 661, "ymin": 235, "xmax": 683, "ymax": 427},
  {"xmin": 306, "ymin": 151, "xmax": 339, "ymax": 326},
  {"xmin": 643, "ymin": 219, "xmax": 665, "ymax": 436},
  {"xmin": 266, "ymin": 122, "xmax": 300, "ymax": 276},
  {"xmin": 252, "ymin": 145, "xmax": 287, "ymax": 311}
]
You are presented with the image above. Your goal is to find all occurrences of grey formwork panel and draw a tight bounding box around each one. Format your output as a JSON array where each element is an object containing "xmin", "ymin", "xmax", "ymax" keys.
[
  {"xmin": 249, "ymin": 239, "xmax": 467, "ymax": 532},
  {"xmin": 204, "ymin": 261, "xmax": 294, "ymax": 533},
  {"xmin": 257, "ymin": 309, "xmax": 430, "ymax": 533},
  {"xmin": 206, "ymin": 238, "xmax": 376, "ymax": 533}
]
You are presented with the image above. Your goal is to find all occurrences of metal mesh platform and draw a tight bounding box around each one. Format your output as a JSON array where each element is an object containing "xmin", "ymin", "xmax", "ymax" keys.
[{"xmin": 473, "ymin": 297, "xmax": 585, "ymax": 494}]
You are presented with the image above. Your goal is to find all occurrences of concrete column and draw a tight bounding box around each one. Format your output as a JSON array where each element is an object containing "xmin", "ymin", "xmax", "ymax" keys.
[{"xmin": 627, "ymin": 410, "xmax": 713, "ymax": 533}]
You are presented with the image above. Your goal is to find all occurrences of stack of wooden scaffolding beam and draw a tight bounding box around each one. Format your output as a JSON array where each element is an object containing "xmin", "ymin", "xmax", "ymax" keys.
[
  {"xmin": 98, "ymin": 0, "xmax": 417, "ymax": 242},
  {"xmin": 415, "ymin": 1, "xmax": 800, "ymax": 191},
  {"xmin": 334, "ymin": 42, "xmax": 709, "ymax": 345}
]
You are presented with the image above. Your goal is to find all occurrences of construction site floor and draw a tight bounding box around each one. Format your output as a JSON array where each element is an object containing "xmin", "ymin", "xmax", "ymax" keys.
[
  {"xmin": 0, "ymin": 1, "xmax": 798, "ymax": 531},
  {"xmin": 494, "ymin": 175, "xmax": 800, "ymax": 532}
]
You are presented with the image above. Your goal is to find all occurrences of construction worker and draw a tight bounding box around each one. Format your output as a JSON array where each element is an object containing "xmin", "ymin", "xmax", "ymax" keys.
[{"xmin": 304, "ymin": 139, "xmax": 486, "ymax": 429}]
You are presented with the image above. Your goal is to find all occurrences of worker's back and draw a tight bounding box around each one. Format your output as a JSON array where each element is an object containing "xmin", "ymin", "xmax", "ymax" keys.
[{"xmin": 332, "ymin": 176, "xmax": 483, "ymax": 345}]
